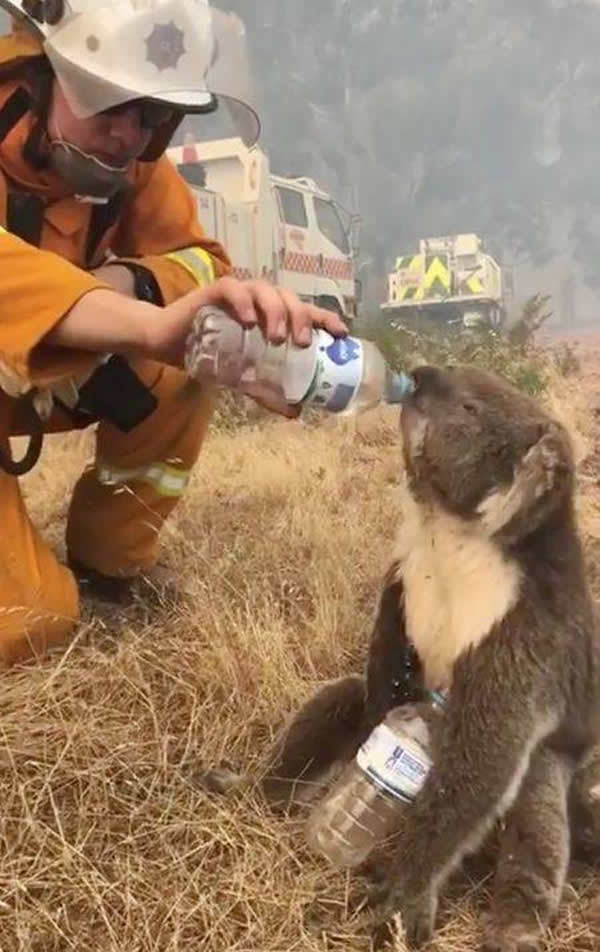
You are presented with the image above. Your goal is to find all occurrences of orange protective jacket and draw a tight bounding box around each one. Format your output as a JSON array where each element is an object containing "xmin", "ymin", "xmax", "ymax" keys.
[{"xmin": 0, "ymin": 28, "xmax": 230, "ymax": 425}]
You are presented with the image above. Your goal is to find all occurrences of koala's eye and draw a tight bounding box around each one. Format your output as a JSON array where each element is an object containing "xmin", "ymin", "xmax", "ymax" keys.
[{"xmin": 463, "ymin": 401, "xmax": 479, "ymax": 415}]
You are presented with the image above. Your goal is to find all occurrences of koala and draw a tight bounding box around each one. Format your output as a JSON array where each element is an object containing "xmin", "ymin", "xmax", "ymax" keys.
[{"xmin": 202, "ymin": 364, "xmax": 600, "ymax": 952}]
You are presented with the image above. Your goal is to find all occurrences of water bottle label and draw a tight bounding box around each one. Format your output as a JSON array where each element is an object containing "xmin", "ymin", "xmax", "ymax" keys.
[
  {"xmin": 356, "ymin": 723, "xmax": 431, "ymax": 803},
  {"xmin": 303, "ymin": 331, "xmax": 364, "ymax": 412},
  {"xmin": 325, "ymin": 337, "xmax": 361, "ymax": 366}
]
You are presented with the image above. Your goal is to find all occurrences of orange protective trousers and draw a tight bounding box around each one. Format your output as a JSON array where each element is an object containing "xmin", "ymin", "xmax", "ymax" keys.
[{"xmin": 0, "ymin": 361, "xmax": 214, "ymax": 665}]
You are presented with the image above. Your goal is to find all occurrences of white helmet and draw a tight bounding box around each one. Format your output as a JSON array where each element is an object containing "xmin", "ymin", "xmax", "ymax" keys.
[{"xmin": 0, "ymin": 0, "xmax": 260, "ymax": 145}]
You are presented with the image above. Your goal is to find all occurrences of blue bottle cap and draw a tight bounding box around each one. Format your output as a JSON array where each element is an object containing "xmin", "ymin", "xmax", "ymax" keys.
[{"xmin": 386, "ymin": 371, "xmax": 416, "ymax": 404}]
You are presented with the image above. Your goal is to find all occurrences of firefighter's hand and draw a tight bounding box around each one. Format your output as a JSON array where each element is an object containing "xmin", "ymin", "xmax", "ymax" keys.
[
  {"xmin": 43, "ymin": 277, "xmax": 348, "ymax": 419},
  {"xmin": 143, "ymin": 276, "xmax": 349, "ymax": 367}
]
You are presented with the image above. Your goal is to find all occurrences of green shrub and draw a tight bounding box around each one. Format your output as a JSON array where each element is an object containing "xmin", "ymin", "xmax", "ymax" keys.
[
  {"xmin": 354, "ymin": 293, "xmax": 560, "ymax": 398},
  {"xmin": 552, "ymin": 341, "xmax": 581, "ymax": 378}
]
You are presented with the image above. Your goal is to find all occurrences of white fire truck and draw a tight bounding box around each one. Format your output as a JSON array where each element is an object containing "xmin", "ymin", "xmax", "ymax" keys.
[{"xmin": 166, "ymin": 132, "xmax": 360, "ymax": 322}]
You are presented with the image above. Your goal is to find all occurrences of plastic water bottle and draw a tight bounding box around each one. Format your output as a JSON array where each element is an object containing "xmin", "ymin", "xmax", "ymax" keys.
[
  {"xmin": 304, "ymin": 690, "xmax": 447, "ymax": 870},
  {"xmin": 183, "ymin": 306, "xmax": 415, "ymax": 414}
]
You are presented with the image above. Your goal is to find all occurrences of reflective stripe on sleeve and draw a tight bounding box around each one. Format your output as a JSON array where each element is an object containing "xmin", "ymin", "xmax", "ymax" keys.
[{"xmin": 164, "ymin": 246, "xmax": 215, "ymax": 286}]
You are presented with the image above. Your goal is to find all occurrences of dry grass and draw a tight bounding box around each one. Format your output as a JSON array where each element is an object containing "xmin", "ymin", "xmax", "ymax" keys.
[{"xmin": 4, "ymin": 358, "xmax": 600, "ymax": 951}]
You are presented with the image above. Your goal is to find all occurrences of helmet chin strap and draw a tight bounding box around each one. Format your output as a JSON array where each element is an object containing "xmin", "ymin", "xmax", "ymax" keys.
[{"xmin": 47, "ymin": 120, "xmax": 132, "ymax": 203}]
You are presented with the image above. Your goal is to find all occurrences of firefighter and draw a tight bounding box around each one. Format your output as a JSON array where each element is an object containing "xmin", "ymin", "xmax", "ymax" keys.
[{"xmin": 0, "ymin": 0, "xmax": 347, "ymax": 665}]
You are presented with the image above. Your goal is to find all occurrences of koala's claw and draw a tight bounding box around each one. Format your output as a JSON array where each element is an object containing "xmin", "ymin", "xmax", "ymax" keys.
[
  {"xmin": 372, "ymin": 890, "xmax": 436, "ymax": 950},
  {"xmin": 365, "ymin": 880, "xmax": 392, "ymax": 909},
  {"xmin": 372, "ymin": 916, "xmax": 398, "ymax": 950},
  {"xmin": 402, "ymin": 897, "xmax": 436, "ymax": 948},
  {"xmin": 480, "ymin": 913, "xmax": 544, "ymax": 952},
  {"xmin": 480, "ymin": 929, "xmax": 540, "ymax": 952}
]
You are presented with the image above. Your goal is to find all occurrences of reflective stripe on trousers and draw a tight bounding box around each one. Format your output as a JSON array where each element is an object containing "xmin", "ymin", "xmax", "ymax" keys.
[{"xmin": 96, "ymin": 459, "xmax": 191, "ymax": 497}]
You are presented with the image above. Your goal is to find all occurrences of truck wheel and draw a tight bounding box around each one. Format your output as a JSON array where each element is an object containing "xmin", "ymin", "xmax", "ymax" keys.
[{"xmin": 489, "ymin": 305, "xmax": 503, "ymax": 329}]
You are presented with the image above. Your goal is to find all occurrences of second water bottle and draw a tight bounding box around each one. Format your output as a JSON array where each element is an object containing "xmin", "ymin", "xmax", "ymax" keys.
[{"xmin": 304, "ymin": 690, "xmax": 447, "ymax": 869}]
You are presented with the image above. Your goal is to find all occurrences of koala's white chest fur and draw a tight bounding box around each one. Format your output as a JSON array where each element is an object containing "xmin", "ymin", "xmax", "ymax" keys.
[{"xmin": 393, "ymin": 483, "xmax": 521, "ymax": 691}]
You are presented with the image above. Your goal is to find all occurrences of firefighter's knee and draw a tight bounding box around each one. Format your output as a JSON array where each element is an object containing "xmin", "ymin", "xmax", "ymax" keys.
[
  {"xmin": 0, "ymin": 435, "xmax": 81, "ymax": 666},
  {"xmin": 66, "ymin": 367, "xmax": 216, "ymax": 578},
  {"xmin": 0, "ymin": 559, "xmax": 79, "ymax": 666}
]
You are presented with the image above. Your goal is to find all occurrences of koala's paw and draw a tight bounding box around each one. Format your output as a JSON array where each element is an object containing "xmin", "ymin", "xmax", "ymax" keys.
[
  {"xmin": 372, "ymin": 887, "xmax": 437, "ymax": 950},
  {"xmin": 480, "ymin": 918, "xmax": 543, "ymax": 952},
  {"xmin": 521, "ymin": 428, "xmax": 562, "ymax": 498}
]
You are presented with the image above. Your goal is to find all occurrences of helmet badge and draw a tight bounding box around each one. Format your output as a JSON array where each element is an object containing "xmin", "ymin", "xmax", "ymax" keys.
[{"xmin": 144, "ymin": 20, "xmax": 186, "ymax": 71}]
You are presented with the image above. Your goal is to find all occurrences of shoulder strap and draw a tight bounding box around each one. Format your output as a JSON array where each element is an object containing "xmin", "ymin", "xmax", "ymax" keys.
[
  {"xmin": 0, "ymin": 86, "xmax": 30, "ymax": 144},
  {"xmin": 0, "ymin": 165, "xmax": 6, "ymax": 229},
  {"xmin": 0, "ymin": 86, "xmax": 45, "ymax": 246},
  {"xmin": 0, "ymin": 169, "xmax": 45, "ymax": 247},
  {"xmin": 6, "ymin": 190, "xmax": 44, "ymax": 245}
]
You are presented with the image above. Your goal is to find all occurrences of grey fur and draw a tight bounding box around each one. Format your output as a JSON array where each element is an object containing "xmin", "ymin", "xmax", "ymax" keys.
[{"xmin": 202, "ymin": 364, "xmax": 600, "ymax": 951}]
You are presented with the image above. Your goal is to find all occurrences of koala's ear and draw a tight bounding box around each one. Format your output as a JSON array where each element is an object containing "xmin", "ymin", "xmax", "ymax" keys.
[{"xmin": 477, "ymin": 421, "xmax": 573, "ymax": 543}]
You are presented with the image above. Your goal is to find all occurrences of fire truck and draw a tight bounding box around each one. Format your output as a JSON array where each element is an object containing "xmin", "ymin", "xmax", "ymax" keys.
[
  {"xmin": 166, "ymin": 132, "xmax": 360, "ymax": 322},
  {"xmin": 381, "ymin": 233, "xmax": 512, "ymax": 329}
]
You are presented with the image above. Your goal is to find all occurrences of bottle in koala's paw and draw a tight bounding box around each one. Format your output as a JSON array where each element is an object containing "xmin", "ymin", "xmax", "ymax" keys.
[
  {"xmin": 304, "ymin": 690, "xmax": 447, "ymax": 869},
  {"xmin": 183, "ymin": 306, "xmax": 415, "ymax": 416}
]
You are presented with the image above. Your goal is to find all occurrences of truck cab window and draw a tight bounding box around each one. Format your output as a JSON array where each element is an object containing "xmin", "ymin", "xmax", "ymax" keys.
[
  {"xmin": 314, "ymin": 198, "xmax": 350, "ymax": 255},
  {"xmin": 276, "ymin": 187, "xmax": 308, "ymax": 228}
]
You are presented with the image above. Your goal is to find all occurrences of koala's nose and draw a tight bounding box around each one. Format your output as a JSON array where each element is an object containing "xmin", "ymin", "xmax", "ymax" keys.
[{"xmin": 412, "ymin": 365, "xmax": 449, "ymax": 395}]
